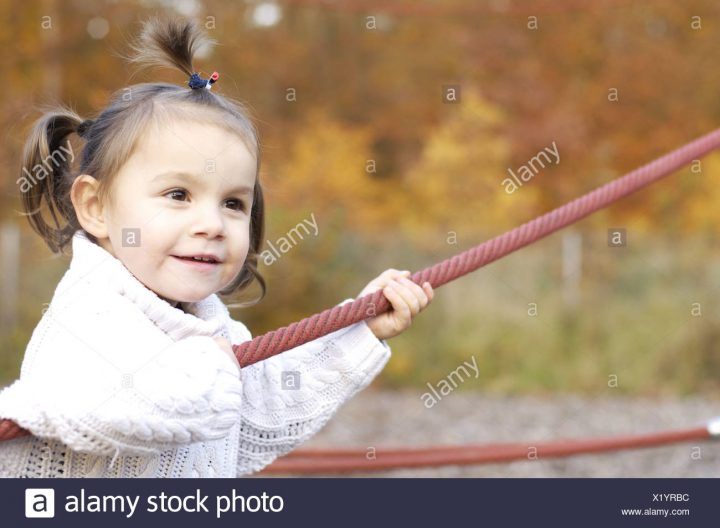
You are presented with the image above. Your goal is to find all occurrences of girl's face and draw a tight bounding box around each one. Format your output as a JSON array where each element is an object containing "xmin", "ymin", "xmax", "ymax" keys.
[{"xmin": 98, "ymin": 119, "xmax": 257, "ymax": 305}]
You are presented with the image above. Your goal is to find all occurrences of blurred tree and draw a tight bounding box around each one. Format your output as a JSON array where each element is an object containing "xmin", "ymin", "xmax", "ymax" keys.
[{"xmin": 403, "ymin": 90, "xmax": 540, "ymax": 249}]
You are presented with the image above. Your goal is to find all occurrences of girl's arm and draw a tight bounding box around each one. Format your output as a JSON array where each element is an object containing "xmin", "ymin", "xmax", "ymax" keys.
[
  {"xmin": 0, "ymin": 294, "xmax": 244, "ymax": 458},
  {"xmin": 228, "ymin": 268, "xmax": 433, "ymax": 476},
  {"xmin": 228, "ymin": 303, "xmax": 391, "ymax": 476}
]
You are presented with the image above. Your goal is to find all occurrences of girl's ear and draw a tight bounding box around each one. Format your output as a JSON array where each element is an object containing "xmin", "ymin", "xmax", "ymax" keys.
[{"xmin": 70, "ymin": 174, "xmax": 110, "ymax": 239}]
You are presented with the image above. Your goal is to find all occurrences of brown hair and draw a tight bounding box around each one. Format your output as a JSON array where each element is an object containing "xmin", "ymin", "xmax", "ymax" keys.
[{"xmin": 19, "ymin": 18, "xmax": 266, "ymax": 306}]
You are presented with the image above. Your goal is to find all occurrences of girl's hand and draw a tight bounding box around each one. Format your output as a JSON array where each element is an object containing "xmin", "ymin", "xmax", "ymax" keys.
[
  {"xmin": 213, "ymin": 336, "xmax": 241, "ymax": 374},
  {"xmin": 357, "ymin": 269, "xmax": 434, "ymax": 340}
]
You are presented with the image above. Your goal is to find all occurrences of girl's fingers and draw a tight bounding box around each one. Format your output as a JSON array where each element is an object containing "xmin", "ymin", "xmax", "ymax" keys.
[
  {"xmin": 421, "ymin": 281, "xmax": 433, "ymax": 297},
  {"xmin": 362, "ymin": 269, "xmax": 411, "ymax": 296},
  {"xmin": 423, "ymin": 282, "xmax": 434, "ymax": 301},
  {"xmin": 381, "ymin": 270, "xmax": 410, "ymax": 289},
  {"xmin": 389, "ymin": 279, "xmax": 421, "ymax": 314},
  {"xmin": 384, "ymin": 269, "xmax": 411, "ymax": 281},
  {"xmin": 384, "ymin": 282, "xmax": 412, "ymax": 322},
  {"xmin": 399, "ymin": 277, "xmax": 429, "ymax": 307},
  {"xmin": 363, "ymin": 271, "xmax": 430, "ymax": 317},
  {"xmin": 380, "ymin": 268, "xmax": 405, "ymax": 280}
]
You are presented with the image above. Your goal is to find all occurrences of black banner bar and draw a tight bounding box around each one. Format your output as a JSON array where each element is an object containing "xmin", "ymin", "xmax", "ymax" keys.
[{"xmin": 1, "ymin": 478, "xmax": 716, "ymax": 527}]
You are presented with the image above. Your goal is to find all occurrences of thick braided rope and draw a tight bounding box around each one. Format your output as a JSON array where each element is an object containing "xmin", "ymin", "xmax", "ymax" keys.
[
  {"xmin": 234, "ymin": 127, "xmax": 720, "ymax": 367},
  {"xmin": 260, "ymin": 424, "xmax": 713, "ymax": 474},
  {"xmin": 2, "ymin": 127, "xmax": 720, "ymax": 443}
]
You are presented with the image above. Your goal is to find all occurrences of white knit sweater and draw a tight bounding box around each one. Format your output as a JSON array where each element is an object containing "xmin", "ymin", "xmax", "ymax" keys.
[{"xmin": 0, "ymin": 230, "xmax": 391, "ymax": 477}]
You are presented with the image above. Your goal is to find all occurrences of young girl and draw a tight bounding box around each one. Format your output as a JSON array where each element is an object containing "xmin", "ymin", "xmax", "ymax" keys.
[{"xmin": 0, "ymin": 18, "xmax": 433, "ymax": 478}]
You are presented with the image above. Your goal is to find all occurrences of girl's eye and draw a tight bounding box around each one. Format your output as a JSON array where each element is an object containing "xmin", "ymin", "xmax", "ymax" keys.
[
  {"xmin": 225, "ymin": 199, "xmax": 246, "ymax": 212},
  {"xmin": 165, "ymin": 189, "xmax": 245, "ymax": 212},
  {"xmin": 166, "ymin": 189, "xmax": 188, "ymax": 201}
]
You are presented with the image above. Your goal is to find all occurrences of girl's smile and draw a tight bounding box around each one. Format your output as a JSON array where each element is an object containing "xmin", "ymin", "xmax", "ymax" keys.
[{"xmin": 171, "ymin": 254, "xmax": 223, "ymax": 272}]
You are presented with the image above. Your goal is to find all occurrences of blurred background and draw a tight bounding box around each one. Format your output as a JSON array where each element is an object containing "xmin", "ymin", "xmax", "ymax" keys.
[{"xmin": 2, "ymin": 1, "xmax": 720, "ymax": 476}]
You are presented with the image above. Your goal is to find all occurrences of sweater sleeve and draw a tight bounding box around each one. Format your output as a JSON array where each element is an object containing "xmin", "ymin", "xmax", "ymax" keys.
[
  {"xmin": 230, "ymin": 298, "xmax": 391, "ymax": 476},
  {"xmin": 0, "ymin": 296, "xmax": 244, "ymax": 458}
]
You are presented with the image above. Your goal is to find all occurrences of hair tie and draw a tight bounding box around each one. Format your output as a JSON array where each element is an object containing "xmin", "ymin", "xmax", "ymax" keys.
[
  {"xmin": 188, "ymin": 71, "xmax": 219, "ymax": 90},
  {"xmin": 77, "ymin": 119, "xmax": 94, "ymax": 138}
]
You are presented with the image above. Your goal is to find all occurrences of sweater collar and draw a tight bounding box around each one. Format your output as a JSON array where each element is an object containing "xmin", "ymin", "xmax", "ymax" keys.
[{"xmin": 65, "ymin": 230, "xmax": 229, "ymax": 340}]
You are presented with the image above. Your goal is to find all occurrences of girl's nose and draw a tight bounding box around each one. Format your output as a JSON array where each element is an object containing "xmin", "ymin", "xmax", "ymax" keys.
[{"xmin": 191, "ymin": 202, "xmax": 226, "ymax": 239}]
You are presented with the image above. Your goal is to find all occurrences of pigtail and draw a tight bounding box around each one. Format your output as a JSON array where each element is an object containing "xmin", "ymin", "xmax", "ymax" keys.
[
  {"xmin": 126, "ymin": 17, "xmax": 214, "ymax": 78},
  {"xmin": 19, "ymin": 108, "xmax": 85, "ymax": 254}
]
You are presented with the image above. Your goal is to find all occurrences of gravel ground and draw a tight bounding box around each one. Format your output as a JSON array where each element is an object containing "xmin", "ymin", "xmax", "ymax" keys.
[{"xmin": 259, "ymin": 389, "xmax": 720, "ymax": 478}]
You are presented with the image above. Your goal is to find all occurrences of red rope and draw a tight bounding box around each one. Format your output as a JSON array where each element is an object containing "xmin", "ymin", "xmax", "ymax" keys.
[
  {"xmin": 260, "ymin": 426, "xmax": 712, "ymax": 474},
  {"xmin": 234, "ymin": 127, "xmax": 720, "ymax": 367},
  {"xmin": 2, "ymin": 127, "xmax": 720, "ymax": 446}
]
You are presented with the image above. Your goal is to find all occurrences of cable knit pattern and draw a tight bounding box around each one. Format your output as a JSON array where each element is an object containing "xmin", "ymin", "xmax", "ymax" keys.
[{"xmin": 0, "ymin": 230, "xmax": 391, "ymax": 477}]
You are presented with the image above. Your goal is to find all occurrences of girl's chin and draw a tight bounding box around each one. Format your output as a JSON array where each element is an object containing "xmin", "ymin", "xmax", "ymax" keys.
[{"xmin": 155, "ymin": 291, "xmax": 209, "ymax": 306}]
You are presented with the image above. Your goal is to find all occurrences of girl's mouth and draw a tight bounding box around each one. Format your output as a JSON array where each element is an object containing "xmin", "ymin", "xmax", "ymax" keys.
[{"xmin": 172, "ymin": 255, "xmax": 221, "ymax": 271}]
